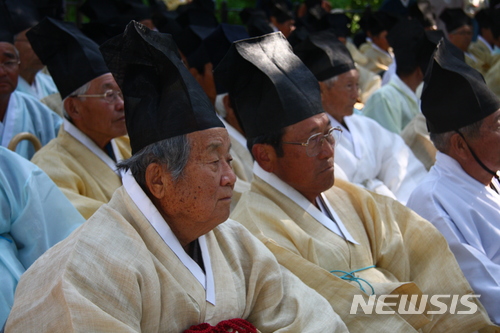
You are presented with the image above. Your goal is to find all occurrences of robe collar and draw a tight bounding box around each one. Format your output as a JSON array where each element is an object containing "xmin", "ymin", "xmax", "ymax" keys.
[
  {"xmin": 327, "ymin": 113, "xmax": 363, "ymax": 159},
  {"xmin": 123, "ymin": 171, "xmax": 216, "ymax": 304},
  {"xmin": 218, "ymin": 116, "xmax": 247, "ymax": 149},
  {"xmin": 253, "ymin": 162, "xmax": 358, "ymax": 244},
  {"xmin": 0, "ymin": 93, "xmax": 17, "ymax": 148},
  {"xmin": 63, "ymin": 118, "xmax": 124, "ymax": 177}
]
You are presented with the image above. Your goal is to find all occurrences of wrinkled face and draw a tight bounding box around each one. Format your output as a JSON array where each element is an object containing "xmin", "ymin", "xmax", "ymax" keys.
[
  {"xmin": 371, "ymin": 30, "xmax": 390, "ymax": 52},
  {"xmin": 273, "ymin": 113, "xmax": 335, "ymax": 202},
  {"xmin": 14, "ymin": 29, "xmax": 44, "ymax": 73},
  {"xmin": 468, "ymin": 109, "xmax": 500, "ymax": 173},
  {"xmin": 71, "ymin": 73, "xmax": 127, "ymax": 147},
  {"xmin": 0, "ymin": 42, "xmax": 19, "ymax": 97},
  {"xmin": 158, "ymin": 128, "xmax": 236, "ymax": 232},
  {"xmin": 448, "ymin": 25, "xmax": 473, "ymax": 52},
  {"xmin": 321, "ymin": 69, "xmax": 359, "ymax": 123}
]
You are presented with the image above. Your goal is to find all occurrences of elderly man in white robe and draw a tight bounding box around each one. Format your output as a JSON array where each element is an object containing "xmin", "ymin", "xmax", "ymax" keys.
[
  {"xmin": 407, "ymin": 38, "xmax": 500, "ymax": 326},
  {"xmin": 215, "ymin": 31, "xmax": 497, "ymax": 332},
  {"xmin": 294, "ymin": 29, "xmax": 427, "ymax": 204},
  {"xmin": 27, "ymin": 18, "xmax": 131, "ymax": 219},
  {"xmin": 5, "ymin": 22, "xmax": 347, "ymax": 333}
]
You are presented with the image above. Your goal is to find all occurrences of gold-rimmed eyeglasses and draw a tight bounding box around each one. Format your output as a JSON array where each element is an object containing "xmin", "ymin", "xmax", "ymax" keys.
[
  {"xmin": 282, "ymin": 126, "xmax": 343, "ymax": 157},
  {"xmin": 74, "ymin": 89, "xmax": 123, "ymax": 104}
]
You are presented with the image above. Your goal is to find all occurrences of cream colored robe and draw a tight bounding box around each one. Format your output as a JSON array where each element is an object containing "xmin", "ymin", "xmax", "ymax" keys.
[
  {"xmin": 485, "ymin": 58, "xmax": 500, "ymax": 99},
  {"xmin": 5, "ymin": 186, "xmax": 347, "ymax": 332},
  {"xmin": 401, "ymin": 113, "xmax": 437, "ymax": 171},
  {"xmin": 359, "ymin": 41, "xmax": 393, "ymax": 74},
  {"xmin": 468, "ymin": 37, "xmax": 493, "ymax": 74},
  {"xmin": 31, "ymin": 126, "xmax": 131, "ymax": 219},
  {"xmin": 231, "ymin": 176, "xmax": 497, "ymax": 333}
]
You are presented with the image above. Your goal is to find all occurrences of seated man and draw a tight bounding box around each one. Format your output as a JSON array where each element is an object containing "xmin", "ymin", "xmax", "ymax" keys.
[
  {"xmin": 440, "ymin": 8, "xmax": 487, "ymax": 75},
  {"xmin": 0, "ymin": 13, "xmax": 61, "ymax": 159},
  {"xmin": 0, "ymin": 146, "xmax": 84, "ymax": 327},
  {"xmin": 214, "ymin": 31, "xmax": 496, "ymax": 332},
  {"xmin": 5, "ymin": 22, "xmax": 346, "ymax": 332},
  {"xmin": 294, "ymin": 29, "xmax": 427, "ymax": 204},
  {"xmin": 363, "ymin": 20, "xmax": 438, "ymax": 134},
  {"xmin": 358, "ymin": 9, "xmax": 397, "ymax": 74},
  {"xmin": 407, "ymin": 38, "xmax": 500, "ymax": 325},
  {"xmin": 27, "ymin": 18, "xmax": 131, "ymax": 219}
]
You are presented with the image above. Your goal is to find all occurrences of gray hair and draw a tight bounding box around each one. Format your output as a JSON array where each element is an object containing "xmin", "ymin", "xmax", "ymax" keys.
[
  {"xmin": 62, "ymin": 82, "xmax": 92, "ymax": 119},
  {"xmin": 117, "ymin": 135, "xmax": 191, "ymax": 192},
  {"xmin": 322, "ymin": 75, "xmax": 339, "ymax": 89},
  {"xmin": 430, "ymin": 118, "xmax": 484, "ymax": 153}
]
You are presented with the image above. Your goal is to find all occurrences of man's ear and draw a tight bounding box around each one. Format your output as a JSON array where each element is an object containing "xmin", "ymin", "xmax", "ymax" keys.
[
  {"xmin": 450, "ymin": 132, "xmax": 469, "ymax": 161},
  {"xmin": 145, "ymin": 163, "xmax": 168, "ymax": 200},
  {"xmin": 64, "ymin": 97, "xmax": 80, "ymax": 120},
  {"xmin": 252, "ymin": 143, "xmax": 277, "ymax": 173}
]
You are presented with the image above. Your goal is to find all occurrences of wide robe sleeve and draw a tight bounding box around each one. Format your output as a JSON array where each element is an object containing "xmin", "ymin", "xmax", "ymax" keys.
[{"xmin": 0, "ymin": 147, "xmax": 83, "ymax": 326}]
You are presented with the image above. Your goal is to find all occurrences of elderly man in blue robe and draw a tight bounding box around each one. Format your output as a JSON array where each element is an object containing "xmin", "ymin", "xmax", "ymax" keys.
[
  {"xmin": 0, "ymin": 146, "xmax": 84, "ymax": 328},
  {"xmin": 0, "ymin": 7, "xmax": 61, "ymax": 159}
]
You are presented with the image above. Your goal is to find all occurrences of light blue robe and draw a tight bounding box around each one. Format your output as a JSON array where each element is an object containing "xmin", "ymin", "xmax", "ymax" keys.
[
  {"xmin": 0, "ymin": 91, "xmax": 61, "ymax": 160},
  {"xmin": 15, "ymin": 72, "xmax": 58, "ymax": 100},
  {"xmin": 362, "ymin": 74, "xmax": 420, "ymax": 134},
  {"xmin": 0, "ymin": 146, "xmax": 84, "ymax": 327}
]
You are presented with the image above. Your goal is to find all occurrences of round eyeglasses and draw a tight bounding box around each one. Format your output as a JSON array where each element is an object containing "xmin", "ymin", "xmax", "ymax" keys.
[
  {"xmin": 75, "ymin": 89, "xmax": 123, "ymax": 104},
  {"xmin": 282, "ymin": 126, "xmax": 343, "ymax": 157}
]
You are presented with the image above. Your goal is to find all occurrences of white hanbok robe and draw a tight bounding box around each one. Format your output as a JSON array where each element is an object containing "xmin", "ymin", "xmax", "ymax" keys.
[
  {"xmin": 331, "ymin": 113, "xmax": 427, "ymax": 204},
  {"xmin": 0, "ymin": 147, "xmax": 83, "ymax": 326},
  {"xmin": 407, "ymin": 152, "xmax": 500, "ymax": 325},
  {"xmin": 0, "ymin": 91, "xmax": 61, "ymax": 159},
  {"xmin": 362, "ymin": 74, "xmax": 420, "ymax": 134}
]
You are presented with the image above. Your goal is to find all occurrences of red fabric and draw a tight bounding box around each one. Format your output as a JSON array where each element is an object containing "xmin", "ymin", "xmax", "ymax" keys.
[{"xmin": 183, "ymin": 319, "xmax": 257, "ymax": 333}]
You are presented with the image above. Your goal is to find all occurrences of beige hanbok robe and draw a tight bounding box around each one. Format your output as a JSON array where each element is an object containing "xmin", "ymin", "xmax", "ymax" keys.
[
  {"xmin": 31, "ymin": 124, "xmax": 131, "ymax": 219},
  {"xmin": 468, "ymin": 37, "xmax": 493, "ymax": 74},
  {"xmin": 231, "ymin": 174, "xmax": 497, "ymax": 333},
  {"xmin": 401, "ymin": 113, "xmax": 437, "ymax": 170},
  {"xmin": 485, "ymin": 58, "xmax": 500, "ymax": 99},
  {"xmin": 359, "ymin": 41, "xmax": 393, "ymax": 74},
  {"xmin": 5, "ymin": 183, "xmax": 347, "ymax": 332}
]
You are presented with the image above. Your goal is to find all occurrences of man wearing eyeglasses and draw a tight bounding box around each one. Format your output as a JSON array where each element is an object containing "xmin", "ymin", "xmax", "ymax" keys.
[
  {"xmin": 294, "ymin": 29, "xmax": 427, "ymax": 204},
  {"xmin": 0, "ymin": 9, "xmax": 61, "ymax": 160},
  {"xmin": 407, "ymin": 39, "xmax": 500, "ymax": 326},
  {"xmin": 216, "ymin": 32, "xmax": 496, "ymax": 332},
  {"xmin": 27, "ymin": 18, "xmax": 131, "ymax": 219}
]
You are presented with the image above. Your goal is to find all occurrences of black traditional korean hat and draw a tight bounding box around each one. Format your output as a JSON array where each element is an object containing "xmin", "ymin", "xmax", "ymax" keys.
[
  {"xmin": 203, "ymin": 23, "xmax": 249, "ymax": 94},
  {"xmin": 213, "ymin": 32, "xmax": 324, "ymax": 140},
  {"xmin": 2, "ymin": 0, "xmax": 39, "ymax": 35},
  {"xmin": 26, "ymin": 17, "xmax": 109, "ymax": 99},
  {"xmin": 293, "ymin": 29, "xmax": 355, "ymax": 81},
  {"xmin": 0, "ymin": 1, "xmax": 14, "ymax": 43},
  {"xmin": 439, "ymin": 8, "xmax": 471, "ymax": 33},
  {"xmin": 100, "ymin": 21, "xmax": 223, "ymax": 154},
  {"xmin": 421, "ymin": 38, "xmax": 500, "ymax": 134}
]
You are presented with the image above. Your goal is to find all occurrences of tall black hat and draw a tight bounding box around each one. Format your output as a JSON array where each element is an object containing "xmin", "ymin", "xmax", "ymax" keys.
[
  {"xmin": 0, "ymin": 1, "xmax": 14, "ymax": 43},
  {"xmin": 439, "ymin": 8, "xmax": 471, "ymax": 33},
  {"xmin": 27, "ymin": 17, "xmax": 109, "ymax": 99},
  {"xmin": 3, "ymin": 0, "xmax": 40, "ymax": 34},
  {"xmin": 240, "ymin": 8, "xmax": 274, "ymax": 37},
  {"xmin": 203, "ymin": 23, "xmax": 249, "ymax": 94},
  {"xmin": 387, "ymin": 19, "xmax": 430, "ymax": 73},
  {"xmin": 421, "ymin": 38, "xmax": 500, "ymax": 133},
  {"xmin": 213, "ymin": 32, "xmax": 324, "ymax": 140},
  {"xmin": 100, "ymin": 21, "xmax": 223, "ymax": 154},
  {"xmin": 294, "ymin": 29, "xmax": 355, "ymax": 81}
]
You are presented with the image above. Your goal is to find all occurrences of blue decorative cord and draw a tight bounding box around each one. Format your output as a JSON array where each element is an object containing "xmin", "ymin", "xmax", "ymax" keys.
[
  {"xmin": 0, "ymin": 235, "xmax": 13, "ymax": 243},
  {"xmin": 330, "ymin": 265, "xmax": 376, "ymax": 295}
]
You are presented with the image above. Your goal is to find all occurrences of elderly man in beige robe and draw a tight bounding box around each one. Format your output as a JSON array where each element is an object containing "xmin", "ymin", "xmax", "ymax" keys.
[
  {"xmin": 5, "ymin": 22, "xmax": 347, "ymax": 333},
  {"xmin": 214, "ymin": 31, "xmax": 498, "ymax": 333},
  {"xmin": 27, "ymin": 18, "xmax": 131, "ymax": 219}
]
